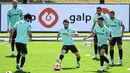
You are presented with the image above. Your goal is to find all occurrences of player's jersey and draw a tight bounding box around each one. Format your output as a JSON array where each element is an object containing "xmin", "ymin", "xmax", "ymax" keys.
[
  {"xmin": 93, "ymin": 25, "xmax": 111, "ymax": 46},
  {"xmin": 107, "ymin": 17, "xmax": 122, "ymax": 37},
  {"xmin": 7, "ymin": 7, "xmax": 23, "ymax": 29},
  {"xmin": 93, "ymin": 13, "xmax": 108, "ymax": 27},
  {"xmin": 59, "ymin": 28, "xmax": 75, "ymax": 45},
  {"xmin": 14, "ymin": 20, "xmax": 31, "ymax": 44}
]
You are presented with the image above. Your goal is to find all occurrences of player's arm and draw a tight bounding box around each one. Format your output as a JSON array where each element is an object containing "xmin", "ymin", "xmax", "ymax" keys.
[
  {"xmin": 73, "ymin": 31, "xmax": 79, "ymax": 36},
  {"xmin": 28, "ymin": 31, "xmax": 32, "ymax": 41},
  {"xmin": 90, "ymin": 22, "xmax": 96, "ymax": 34},
  {"xmin": 57, "ymin": 32, "xmax": 61, "ymax": 42},
  {"xmin": 7, "ymin": 10, "xmax": 11, "ymax": 32},
  {"xmin": 28, "ymin": 25, "xmax": 32, "ymax": 41},
  {"xmin": 20, "ymin": 9, "xmax": 24, "ymax": 20},
  {"xmin": 9, "ymin": 28, "xmax": 16, "ymax": 43},
  {"xmin": 121, "ymin": 21, "xmax": 125, "ymax": 38},
  {"xmin": 84, "ymin": 32, "xmax": 95, "ymax": 40}
]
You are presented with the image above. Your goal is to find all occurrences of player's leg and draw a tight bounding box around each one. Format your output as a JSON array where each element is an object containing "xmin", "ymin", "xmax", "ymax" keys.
[
  {"xmin": 19, "ymin": 43, "xmax": 27, "ymax": 71},
  {"xmin": 57, "ymin": 46, "xmax": 67, "ymax": 64},
  {"xmin": 10, "ymin": 30, "xmax": 16, "ymax": 56},
  {"xmin": 105, "ymin": 46, "xmax": 108, "ymax": 58},
  {"xmin": 117, "ymin": 37, "xmax": 123, "ymax": 65},
  {"xmin": 70, "ymin": 45, "xmax": 81, "ymax": 68},
  {"xmin": 16, "ymin": 43, "xmax": 21, "ymax": 70},
  {"xmin": 99, "ymin": 45, "xmax": 109, "ymax": 71},
  {"xmin": 109, "ymin": 37, "xmax": 116, "ymax": 65},
  {"xmin": 92, "ymin": 34, "xmax": 98, "ymax": 59}
]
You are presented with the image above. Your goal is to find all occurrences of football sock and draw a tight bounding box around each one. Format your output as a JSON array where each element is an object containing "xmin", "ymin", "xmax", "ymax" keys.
[
  {"xmin": 20, "ymin": 57, "xmax": 26, "ymax": 68},
  {"xmin": 110, "ymin": 49, "xmax": 114, "ymax": 60},
  {"xmin": 119, "ymin": 49, "xmax": 123, "ymax": 60},
  {"xmin": 59, "ymin": 55, "xmax": 64, "ymax": 61}
]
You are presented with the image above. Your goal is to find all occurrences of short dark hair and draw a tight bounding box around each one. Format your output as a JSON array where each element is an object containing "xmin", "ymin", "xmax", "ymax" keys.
[
  {"xmin": 97, "ymin": 7, "xmax": 102, "ymax": 10},
  {"xmin": 98, "ymin": 17, "xmax": 104, "ymax": 20},
  {"xmin": 109, "ymin": 10, "xmax": 115, "ymax": 14},
  {"xmin": 63, "ymin": 19, "xmax": 69, "ymax": 24},
  {"xmin": 24, "ymin": 13, "xmax": 32, "ymax": 20}
]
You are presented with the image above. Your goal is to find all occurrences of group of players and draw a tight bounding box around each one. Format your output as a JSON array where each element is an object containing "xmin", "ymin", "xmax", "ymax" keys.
[{"xmin": 8, "ymin": 0, "xmax": 125, "ymax": 72}]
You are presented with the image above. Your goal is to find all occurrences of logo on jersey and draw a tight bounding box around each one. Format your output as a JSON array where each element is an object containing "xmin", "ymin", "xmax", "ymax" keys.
[{"xmin": 38, "ymin": 8, "xmax": 59, "ymax": 28}]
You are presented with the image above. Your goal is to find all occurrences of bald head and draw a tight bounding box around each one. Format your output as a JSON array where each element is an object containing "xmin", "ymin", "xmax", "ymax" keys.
[{"xmin": 12, "ymin": 0, "xmax": 18, "ymax": 8}]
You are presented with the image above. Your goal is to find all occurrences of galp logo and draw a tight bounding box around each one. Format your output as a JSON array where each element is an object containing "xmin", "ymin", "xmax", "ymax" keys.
[{"xmin": 38, "ymin": 8, "xmax": 59, "ymax": 28}]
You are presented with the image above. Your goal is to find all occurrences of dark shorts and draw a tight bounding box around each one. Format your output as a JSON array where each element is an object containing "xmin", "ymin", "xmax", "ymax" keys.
[
  {"xmin": 62, "ymin": 45, "xmax": 78, "ymax": 54},
  {"xmin": 110, "ymin": 37, "xmax": 122, "ymax": 46},
  {"xmin": 98, "ymin": 44, "xmax": 108, "ymax": 52},
  {"xmin": 94, "ymin": 34, "xmax": 98, "ymax": 43},
  {"xmin": 16, "ymin": 43, "xmax": 27, "ymax": 54},
  {"xmin": 10, "ymin": 29, "xmax": 16, "ymax": 39}
]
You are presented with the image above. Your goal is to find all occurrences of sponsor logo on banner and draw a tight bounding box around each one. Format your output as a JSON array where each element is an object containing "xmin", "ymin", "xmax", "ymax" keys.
[{"xmin": 38, "ymin": 8, "xmax": 59, "ymax": 28}]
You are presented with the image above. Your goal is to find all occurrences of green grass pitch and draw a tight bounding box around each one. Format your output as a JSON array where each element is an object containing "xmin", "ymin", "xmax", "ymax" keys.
[{"xmin": 0, "ymin": 41, "xmax": 130, "ymax": 73}]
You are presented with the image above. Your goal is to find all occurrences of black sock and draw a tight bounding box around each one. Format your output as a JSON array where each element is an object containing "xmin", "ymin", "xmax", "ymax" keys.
[
  {"xmin": 100, "ymin": 56, "xmax": 104, "ymax": 66},
  {"xmin": 110, "ymin": 50, "xmax": 114, "ymax": 60},
  {"xmin": 94, "ymin": 45, "xmax": 98, "ymax": 55},
  {"xmin": 104, "ymin": 56, "xmax": 109, "ymax": 63},
  {"xmin": 59, "ymin": 55, "xmax": 64, "ymax": 61},
  {"xmin": 16, "ymin": 54, "xmax": 21, "ymax": 64},
  {"xmin": 105, "ymin": 47, "xmax": 108, "ymax": 55},
  {"xmin": 119, "ymin": 49, "xmax": 123, "ymax": 60},
  {"xmin": 20, "ymin": 57, "xmax": 26, "ymax": 68},
  {"xmin": 76, "ymin": 57, "xmax": 80, "ymax": 62},
  {"xmin": 11, "ymin": 40, "xmax": 15, "ymax": 51}
]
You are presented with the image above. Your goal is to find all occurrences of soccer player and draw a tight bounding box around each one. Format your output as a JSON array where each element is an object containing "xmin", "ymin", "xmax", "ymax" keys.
[
  {"xmin": 56, "ymin": 19, "xmax": 81, "ymax": 68},
  {"xmin": 9, "ymin": 13, "xmax": 32, "ymax": 71},
  {"xmin": 90, "ymin": 7, "xmax": 108, "ymax": 59},
  {"xmin": 7, "ymin": 0, "xmax": 23, "ymax": 56},
  {"xmin": 107, "ymin": 11, "xmax": 125, "ymax": 65},
  {"xmin": 85, "ymin": 17, "xmax": 111, "ymax": 71}
]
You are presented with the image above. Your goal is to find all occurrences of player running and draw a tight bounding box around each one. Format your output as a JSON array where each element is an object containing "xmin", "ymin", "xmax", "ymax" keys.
[
  {"xmin": 7, "ymin": 0, "xmax": 23, "ymax": 56},
  {"xmin": 56, "ymin": 19, "xmax": 81, "ymax": 68},
  {"xmin": 9, "ymin": 13, "xmax": 32, "ymax": 71},
  {"xmin": 90, "ymin": 7, "xmax": 108, "ymax": 59},
  {"xmin": 85, "ymin": 17, "xmax": 111, "ymax": 71},
  {"xmin": 107, "ymin": 11, "xmax": 125, "ymax": 65}
]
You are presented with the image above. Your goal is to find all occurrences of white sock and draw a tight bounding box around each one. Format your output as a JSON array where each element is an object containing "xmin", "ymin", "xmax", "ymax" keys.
[{"xmin": 12, "ymin": 51, "xmax": 14, "ymax": 54}]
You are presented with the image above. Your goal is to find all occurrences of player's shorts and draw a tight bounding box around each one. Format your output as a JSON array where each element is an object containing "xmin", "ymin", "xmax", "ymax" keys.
[
  {"xmin": 10, "ymin": 29, "xmax": 16, "ymax": 39},
  {"xmin": 98, "ymin": 44, "xmax": 108, "ymax": 52},
  {"xmin": 16, "ymin": 43, "xmax": 27, "ymax": 54},
  {"xmin": 110, "ymin": 37, "xmax": 122, "ymax": 46},
  {"xmin": 94, "ymin": 34, "xmax": 98, "ymax": 43},
  {"xmin": 62, "ymin": 45, "xmax": 78, "ymax": 54}
]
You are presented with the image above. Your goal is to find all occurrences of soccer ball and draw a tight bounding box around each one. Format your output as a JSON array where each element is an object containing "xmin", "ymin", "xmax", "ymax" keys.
[
  {"xmin": 54, "ymin": 63, "xmax": 61, "ymax": 71},
  {"xmin": 6, "ymin": 71, "xmax": 12, "ymax": 73}
]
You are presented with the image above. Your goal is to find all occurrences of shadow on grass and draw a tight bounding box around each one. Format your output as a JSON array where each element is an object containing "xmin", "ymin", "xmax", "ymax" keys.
[
  {"xmin": 92, "ymin": 58, "xmax": 100, "ymax": 61},
  {"xmin": 83, "ymin": 70, "xmax": 111, "ymax": 73},
  {"xmin": 13, "ymin": 70, "xmax": 31, "ymax": 73},
  {"xmin": 61, "ymin": 67, "xmax": 78, "ymax": 70},
  {"xmin": 5, "ymin": 55, "xmax": 17, "ymax": 58},
  {"xmin": 110, "ymin": 64, "xmax": 123, "ymax": 67}
]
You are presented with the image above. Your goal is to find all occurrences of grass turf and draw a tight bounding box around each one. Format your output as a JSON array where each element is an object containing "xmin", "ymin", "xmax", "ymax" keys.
[{"xmin": 0, "ymin": 41, "xmax": 130, "ymax": 73}]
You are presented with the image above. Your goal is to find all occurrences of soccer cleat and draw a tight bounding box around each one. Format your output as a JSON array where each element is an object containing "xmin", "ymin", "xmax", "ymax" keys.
[
  {"xmin": 98, "ymin": 66, "xmax": 103, "ymax": 71},
  {"xmin": 56, "ymin": 58, "xmax": 62, "ymax": 64},
  {"xmin": 117, "ymin": 60, "xmax": 122, "ymax": 65},
  {"xmin": 105, "ymin": 55, "xmax": 108, "ymax": 59},
  {"xmin": 106, "ymin": 62, "xmax": 112, "ymax": 69},
  {"xmin": 76, "ymin": 62, "xmax": 80, "ymax": 68},
  {"xmin": 19, "ymin": 68, "xmax": 23, "ymax": 71},
  {"xmin": 16, "ymin": 64, "xmax": 20, "ymax": 70},
  {"xmin": 109, "ymin": 59, "xmax": 114, "ymax": 65},
  {"xmin": 91, "ymin": 55, "xmax": 98, "ymax": 59}
]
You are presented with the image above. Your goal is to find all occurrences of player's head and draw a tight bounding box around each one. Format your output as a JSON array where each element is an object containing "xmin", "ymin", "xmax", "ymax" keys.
[
  {"xmin": 109, "ymin": 10, "xmax": 115, "ymax": 19},
  {"xmin": 24, "ymin": 13, "xmax": 32, "ymax": 22},
  {"xmin": 63, "ymin": 19, "xmax": 69, "ymax": 29},
  {"xmin": 96, "ymin": 7, "xmax": 102, "ymax": 15},
  {"xmin": 12, "ymin": 0, "xmax": 18, "ymax": 8},
  {"xmin": 98, "ymin": 17, "xmax": 104, "ymax": 27}
]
